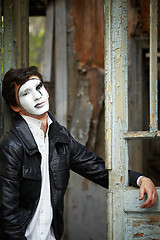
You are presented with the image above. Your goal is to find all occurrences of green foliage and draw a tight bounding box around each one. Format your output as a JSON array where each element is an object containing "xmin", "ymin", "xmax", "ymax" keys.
[{"xmin": 29, "ymin": 17, "xmax": 46, "ymax": 72}]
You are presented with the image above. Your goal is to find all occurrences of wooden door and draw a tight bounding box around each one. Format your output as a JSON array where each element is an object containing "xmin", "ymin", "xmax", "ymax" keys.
[{"xmin": 105, "ymin": 0, "xmax": 160, "ymax": 239}]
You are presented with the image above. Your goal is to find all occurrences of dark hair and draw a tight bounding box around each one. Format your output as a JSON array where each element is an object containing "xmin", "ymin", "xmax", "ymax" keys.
[{"xmin": 2, "ymin": 66, "xmax": 43, "ymax": 107}]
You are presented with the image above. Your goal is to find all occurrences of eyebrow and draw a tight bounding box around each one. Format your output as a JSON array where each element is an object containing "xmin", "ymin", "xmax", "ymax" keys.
[
  {"xmin": 28, "ymin": 77, "xmax": 39, "ymax": 81},
  {"xmin": 19, "ymin": 81, "xmax": 43, "ymax": 95},
  {"xmin": 36, "ymin": 82, "xmax": 43, "ymax": 89},
  {"xmin": 19, "ymin": 88, "xmax": 30, "ymax": 95}
]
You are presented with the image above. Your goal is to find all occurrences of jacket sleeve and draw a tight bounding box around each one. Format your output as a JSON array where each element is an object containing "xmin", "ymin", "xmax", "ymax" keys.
[
  {"xmin": 0, "ymin": 143, "xmax": 27, "ymax": 240},
  {"xmin": 128, "ymin": 170, "xmax": 143, "ymax": 187},
  {"xmin": 66, "ymin": 130, "xmax": 142, "ymax": 189},
  {"xmin": 69, "ymin": 131, "xmax": 108, "ymax": 188},
  {"xmin": 68, "ymin": 133, "xmax": 109, "ymax": 188}
]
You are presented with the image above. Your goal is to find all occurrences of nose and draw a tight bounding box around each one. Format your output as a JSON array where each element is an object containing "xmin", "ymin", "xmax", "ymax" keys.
[{"xmin": 33, "ymin": 89, "xmax": 42, "ymax": 100}]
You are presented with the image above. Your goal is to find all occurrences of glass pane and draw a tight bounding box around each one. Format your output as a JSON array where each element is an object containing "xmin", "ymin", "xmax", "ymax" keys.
[{"xmin": 129, "ymin": 138, "xmax": 160, "ymax": 186}]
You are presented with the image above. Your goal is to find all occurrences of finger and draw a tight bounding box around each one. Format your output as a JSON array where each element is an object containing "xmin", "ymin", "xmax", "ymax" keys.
[
  {"xmin": 141, "ymin": 192, "xmax": 158, "ymax": 208},
  {"xmin": 141, "ymin": 202, "xmax": 152, "ymax": 208},
  {"xmin": 151, "ymin": 192, "xmax": 158, "ymax": 206},
  {"xmin": 139, "ymin": 187, "xmax": 145, "ymax": 200},
  {"xmin": 140, "ymin": 198, "xmax": 152, "ymax": 208},
  {"xmin": 143, "ymin": 198, "xmax": 157, "ymax": 208},
  {"xmin": 140, "ymin": 190, "xmax": 152, "ymax": 208}
]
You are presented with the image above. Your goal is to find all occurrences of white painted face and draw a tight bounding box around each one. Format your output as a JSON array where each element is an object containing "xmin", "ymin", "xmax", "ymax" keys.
[{"xmin": 18, "ymin": 78, "xmax": 49, "ymax": 116}]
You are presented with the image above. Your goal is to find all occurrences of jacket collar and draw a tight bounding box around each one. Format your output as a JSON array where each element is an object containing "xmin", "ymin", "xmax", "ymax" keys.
[
  {"xmin": 48, "ymin": 112, "xmax": 70, "ymax": 144},
  {"xmin": 12, "ymin": 113, "xmax": 70, "ymax": 154}
]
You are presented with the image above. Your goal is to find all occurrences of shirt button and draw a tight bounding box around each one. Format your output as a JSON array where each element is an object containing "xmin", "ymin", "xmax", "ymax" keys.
[
  {"xmin": 41, "ymin": 232, "xmax": 43, "ymax": 235},
  {"xmin": 40, "ymin": 209, "xmax": 44, "ymax": 213}
]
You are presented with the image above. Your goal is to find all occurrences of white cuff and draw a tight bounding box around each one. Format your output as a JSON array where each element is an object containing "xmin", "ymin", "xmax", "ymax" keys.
[{"xmin": 137, "ymin": 176, "xmax": 143, "ymax": 187}]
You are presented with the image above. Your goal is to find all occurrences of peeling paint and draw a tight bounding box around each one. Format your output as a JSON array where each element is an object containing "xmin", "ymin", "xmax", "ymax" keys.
[
  {"xmin": 114, "ymin": 47, "xmax": 127, "ymax": 122},
  {"xmin": 134, "ymin": 223, "xmax": 140, "ymax": 227},
  {"xmin": 147, "ymin": 215, "xmax": 160, "ymax": 223},
  {"xmin": 134, "ymin": 232, "xmax": 144, "ymax": 238},
  {"xmin": 120, "ymin": 176, "xmax": 123, "ymax": 182},
  {"xmin": 124, "ymin": 130, "xmax": 160, "ymax": 140}
]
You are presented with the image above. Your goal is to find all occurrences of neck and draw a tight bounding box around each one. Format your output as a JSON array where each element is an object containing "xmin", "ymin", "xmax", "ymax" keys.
[
  {"xmin": 40, "ymin": 114, "xmax": 48, "ymax": 136},
  {"xmin": 20, "ymin": 112, "xmax": 48, "ymax": 135}
]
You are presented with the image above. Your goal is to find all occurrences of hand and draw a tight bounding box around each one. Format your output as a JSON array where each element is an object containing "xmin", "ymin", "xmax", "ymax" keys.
[{"xmin": 139, "ymin": 176, "xmax": 158, "ymax": 208}]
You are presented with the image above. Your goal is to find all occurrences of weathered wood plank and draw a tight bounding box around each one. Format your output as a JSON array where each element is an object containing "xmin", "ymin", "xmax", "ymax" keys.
[
  {"xmin": 124, "ymin": 130, "xmax": 160, "ymax": 139},
  {"xmin": 55, "ymin": 0, "xmax": 67, "ymax": 126},
  {"xmin": 3, "ymin": 0, "xmax": 15, "ymax": 133},
  {"xmin": 43, "ymin": 1, "xmax": 54, "ymax": 82},
  {"xmin": 3, "ymin": 0, "xmax": 29, "ymax": 133},
  {"xmin": 150, "ymin": 0, "xmax": 158, "ymax": 131},
  {"xmin": 0, "ymin": 0, "xmax": 2, "ymax": 136},
  {"xmin": 70, "ymin": 77, "xmax": 93, "ymax": 145},
  {"xmin": 124, "ymin": 187, "xmax": 160, "ymax": 212},
  {"xmin": 20, "ymin": 0, "xmax": 29, "ymax": 67},
  {"xmin": 105, "ymin": 0, "xmax": 129, "ymax": 239}
]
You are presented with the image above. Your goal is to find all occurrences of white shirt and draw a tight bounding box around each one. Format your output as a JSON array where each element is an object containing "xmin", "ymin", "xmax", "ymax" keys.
[{"xmin": 22, "ymin": 115, "xmax": 56, "ymax": 240}]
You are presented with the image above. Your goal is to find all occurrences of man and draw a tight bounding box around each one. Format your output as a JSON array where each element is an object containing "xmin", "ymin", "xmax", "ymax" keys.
[{"xmin": 0, "ymin": 66, "xmax": 158, "ymax": 240}]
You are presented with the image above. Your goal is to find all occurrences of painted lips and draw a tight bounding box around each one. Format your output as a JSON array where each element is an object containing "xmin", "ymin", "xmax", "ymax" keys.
[{"xmin": 34, "ymin": 102, "xmax": 45, "ymax": 108}]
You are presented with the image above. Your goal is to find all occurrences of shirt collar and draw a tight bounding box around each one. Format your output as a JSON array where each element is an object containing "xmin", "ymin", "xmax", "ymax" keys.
[{"xmin": 21, "ymin": 114, "xmax": 52, "ymax": 131}]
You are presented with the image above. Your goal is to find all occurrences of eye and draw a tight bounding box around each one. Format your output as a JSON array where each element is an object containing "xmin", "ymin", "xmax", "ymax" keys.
[
  {"xmin": 36, "ymin": 82, "xmax": 43, "ymax": 91},
  {"xmin": 22, "ymin": 91, "xmax": 29, "ymax": 96}
]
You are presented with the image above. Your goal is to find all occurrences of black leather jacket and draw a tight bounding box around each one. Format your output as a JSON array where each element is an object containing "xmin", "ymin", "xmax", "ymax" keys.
[{"xmin": 0, "ymin": 113, "xmax": 141, "ymax": 240}]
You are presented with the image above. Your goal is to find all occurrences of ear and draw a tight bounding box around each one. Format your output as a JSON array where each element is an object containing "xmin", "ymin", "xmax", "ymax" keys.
[{"xmin": 10, "ymin": 105, "xmax": 21, "ymax": 113}]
